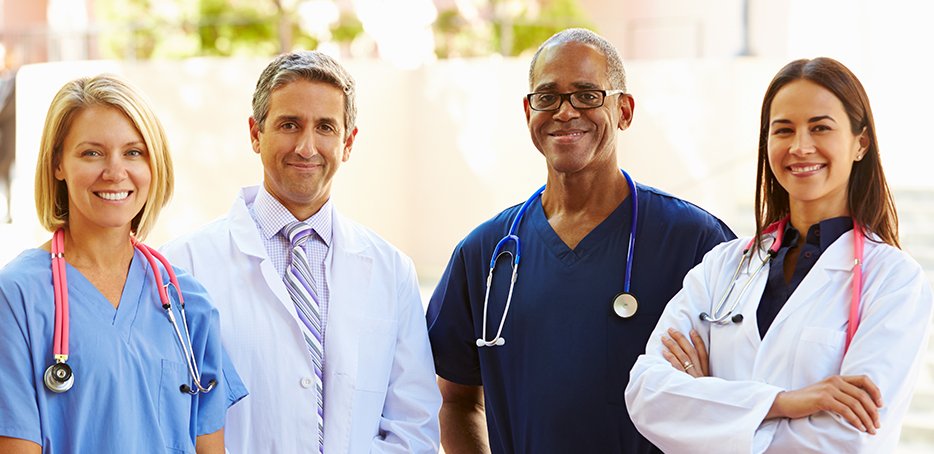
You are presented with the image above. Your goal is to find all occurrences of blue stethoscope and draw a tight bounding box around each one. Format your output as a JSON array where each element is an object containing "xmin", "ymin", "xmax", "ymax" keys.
[{"xmin": 476, "ymin": 169, "xmax": 639, "ymax": 348}]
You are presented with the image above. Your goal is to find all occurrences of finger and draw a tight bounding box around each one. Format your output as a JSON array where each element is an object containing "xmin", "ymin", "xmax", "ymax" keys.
[
  {"xmin": 827, "ymin": 396, "xmax": 867, "ymax": 433},
  {"xmin": 661, "ymin": 349, "xmax": 681, "ymax": 370},
  {"xmin": 834, "ymin": 386, "xmax": 876, "ymax": 434},
  {"xmin": 668, "ymin": 329, "xmax": 702, "ymax": 375},
  {"xmin": 690, "ymin": 329, "xmax": 709, "ymax": 376},
  {"xmin": 846, "ymin": 375, "xmax": 884, "ymax": 409},
  {"xmin": 840, "ymin": 380, "xmax": 881, "ymax": 432},
  {"xmin": 661, "ymin": 335, "xmax": 693, "ymax": 373},
  {"xmin": 662, "ymin": 329, "xmax": 694, "ymax": 372},
  {"xmin": 668, "ymin": 329, "xmax": 697, "ymax": 359}
]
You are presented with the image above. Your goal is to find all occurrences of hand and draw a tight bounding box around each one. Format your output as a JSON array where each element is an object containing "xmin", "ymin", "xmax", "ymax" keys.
[
  {"xmin": 661, "ymin": 327, "xmax": 709, "ymax": 378},
  {"xmin": 767, "ymin": 375, "xmax": 884, "ymax": 434}
]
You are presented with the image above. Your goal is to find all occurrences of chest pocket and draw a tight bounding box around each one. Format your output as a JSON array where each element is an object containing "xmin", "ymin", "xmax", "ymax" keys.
[
  {"xmin": 791, "ymin": 327, "xmax": 846, "ymax": 389},
  {"xmin": 158, "ymin": 359, "xmax": 196, "ymax": 453},
  {"xmin": 352, "ymin": 317, "xmax": 399, "ymax": 392}
]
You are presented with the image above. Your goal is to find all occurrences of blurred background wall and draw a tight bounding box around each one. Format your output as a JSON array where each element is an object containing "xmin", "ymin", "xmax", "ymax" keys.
[{"xmin": 2, "ymin": 1, "xmax": 934, "ymax": 450}]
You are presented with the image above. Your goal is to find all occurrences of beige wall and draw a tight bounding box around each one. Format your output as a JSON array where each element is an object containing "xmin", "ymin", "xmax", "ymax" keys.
[{"xmin": 5, "ymin": 56, "xmax": 933, "ymax": 283}]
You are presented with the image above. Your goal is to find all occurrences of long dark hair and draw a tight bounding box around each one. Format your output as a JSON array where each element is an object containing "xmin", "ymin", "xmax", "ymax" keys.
[{"xmin": 754, "ymin": 57, "xmax": 898, "ymax": 249}]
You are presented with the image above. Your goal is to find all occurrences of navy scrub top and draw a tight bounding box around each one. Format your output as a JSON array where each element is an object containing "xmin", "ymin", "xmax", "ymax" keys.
[{"xmin": 427, "ymin": 183, "xmax": 735, "ymax": 454}]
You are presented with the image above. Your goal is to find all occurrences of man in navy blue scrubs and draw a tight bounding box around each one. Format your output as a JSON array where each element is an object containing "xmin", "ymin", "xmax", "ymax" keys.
[{"xmin": 426, "ymin": 28, "xmax": 735, "ymax": 453}]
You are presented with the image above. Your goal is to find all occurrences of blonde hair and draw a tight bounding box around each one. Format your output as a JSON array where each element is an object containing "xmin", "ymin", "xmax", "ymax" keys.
[{"xmin": 35, "ymin": 74, "xmax": 173, "ymax": 239}]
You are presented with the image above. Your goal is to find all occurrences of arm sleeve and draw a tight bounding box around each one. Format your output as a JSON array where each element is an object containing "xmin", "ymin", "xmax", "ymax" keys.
[
  {"xmin": 426, "ymin": 242, "xmax": 482, "ymax": 385},
  {"xmin": 625, "ymin": 245, "xmax": 783, "ymax": 454},
  {"xmin": 371, "ymin": 256, "xmax": 442, "ymax": 454},
  {"xmin": 0, "ymin": 278, "xmax": 42, "ymax": 444},
  {"xmin": 172, "ymin": 269, "xmax": 249, "ymax": 437},
  {"xmin": 696, "ymin": 213, "xmax": 736, "ymax": 263},
  {"xmin": 760, "ymin": 256, "xmax": 934, "ymax": 453}
]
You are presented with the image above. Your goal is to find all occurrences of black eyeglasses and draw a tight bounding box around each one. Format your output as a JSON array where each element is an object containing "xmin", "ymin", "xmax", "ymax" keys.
[{"xmin": 526, "ymin": 89, "xmax": 625, "ymax": 112}]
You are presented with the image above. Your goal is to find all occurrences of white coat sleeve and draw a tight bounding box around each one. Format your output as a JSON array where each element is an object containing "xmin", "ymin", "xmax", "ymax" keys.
[
  {"xmin": 761, "ymin": 254, "xmax": 933, "ymax": 453},
  {"xmin": 625, "ymin": 244, "xmax": 784, "ymax": 454},
  {"xmin": 371, "ymin": 256, "xmax": 442, "ymax": 454}
]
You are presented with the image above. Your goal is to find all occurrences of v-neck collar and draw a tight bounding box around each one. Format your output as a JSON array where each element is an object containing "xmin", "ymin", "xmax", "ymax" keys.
[
  {"xmin": 529, "ymin": 186, "xmax": 637, "ymax": 267},
  {"xmin": 62, "ymin": 249, "xmax": 147, "ymax": 338}
]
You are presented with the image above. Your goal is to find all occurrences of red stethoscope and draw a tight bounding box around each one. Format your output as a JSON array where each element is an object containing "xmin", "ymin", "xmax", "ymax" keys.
[
  {"xmin": 699, "ymin": 217, "xmax": 865, "ymax": 351},
  {"xmin": 44, "ymin": 228, "xmax": 217, "ymax": 395}
]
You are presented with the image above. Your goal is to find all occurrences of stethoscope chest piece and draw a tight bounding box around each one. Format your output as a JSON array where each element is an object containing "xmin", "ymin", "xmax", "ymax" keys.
[
  {"xmin": 612, "ymin": 292, "xmax": 638, "ymax": 318},
  {"xmin": 44, "ymin": 362, "xmax": 74, "ymax": 393}
]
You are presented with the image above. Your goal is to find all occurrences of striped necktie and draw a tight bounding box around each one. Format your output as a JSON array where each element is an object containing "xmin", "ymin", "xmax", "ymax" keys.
[{"xmin": 284, "ymin": 221, "xmax": 324, "ymax": 452}]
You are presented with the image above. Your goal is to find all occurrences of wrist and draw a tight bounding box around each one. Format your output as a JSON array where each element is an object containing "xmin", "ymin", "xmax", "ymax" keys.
[{"xmin": 765, "ymin": 391, "xmax": 786, "ymax": 420}]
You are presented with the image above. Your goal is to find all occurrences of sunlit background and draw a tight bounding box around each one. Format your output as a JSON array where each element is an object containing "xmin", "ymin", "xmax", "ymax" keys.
[{"xmin": 2, "ymin": 1, "xmax": 933, "ymax": 451}]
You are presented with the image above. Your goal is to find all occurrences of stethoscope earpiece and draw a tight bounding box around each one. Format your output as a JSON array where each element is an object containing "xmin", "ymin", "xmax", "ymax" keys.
[
  {"xmin": 699, "ymin": 220, "xmax": 864, "ymax": 356},
  {"xmin": 180, "ymin": 379, "xmax": 216, "ymax": 395},
  {"xmin": 476, "ymin": 337, "xmax": 506, "ymax": 348},
  {"xmin": 44, "ymin": 362, "xmax": 74, "ymax": 393}
]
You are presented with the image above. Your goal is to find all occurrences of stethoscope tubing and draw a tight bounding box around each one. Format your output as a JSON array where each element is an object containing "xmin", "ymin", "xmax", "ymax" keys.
[
  {"xmin": 47, "ymin": 229, "xmax": 215, "ymax": 394},
  {"xmin": 133, "ymin": 238, "xmax": 215, "ymax": 394},
  {"xmin": 701, "ymin": 219, "xmax": 786, "ymax": 324},
  {"xmin": 51, "ymin": 231, "xmax": 69, "ymax": 362},
  {"xmin": 700, "ymin": 218, "xmax": 866, "ymax": 353},
  {"xmin": 477, "ymin": 169, "xmax": 638, "ymax": 347},
  {"xmin": 622, "ymin": 170, "xmax": 638, "ymax": 293}
]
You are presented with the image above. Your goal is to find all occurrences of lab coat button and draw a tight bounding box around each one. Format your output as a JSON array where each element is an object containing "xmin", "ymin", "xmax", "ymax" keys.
[{"xmin": 300, "ymin": 377, "xmax": 314, "ymax": 388}]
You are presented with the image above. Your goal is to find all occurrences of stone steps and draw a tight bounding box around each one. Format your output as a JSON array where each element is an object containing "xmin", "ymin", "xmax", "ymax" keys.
[{"xmin": 896, "ymin": 188, "xmax": 934, "ymax": 449}]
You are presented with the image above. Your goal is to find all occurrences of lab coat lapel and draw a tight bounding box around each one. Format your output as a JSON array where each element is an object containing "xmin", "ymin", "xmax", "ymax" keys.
[
  {"xmin": 227, "ymin": 187, "xmax": 307, "ymax": 327},
  {"xmin": 738, "ymin": 242, "xmax": 772, "ymax": 350},
  {"xmin": 766, "ymin": 230, "xmax": 855, "ymax": 334},
  {"xmin": 320, "ymin": 210, "xmax": 373, "ymax": 452},
  {"xmin": 327, "ymin": 211, "xmax": 374, "ymax": 318}
]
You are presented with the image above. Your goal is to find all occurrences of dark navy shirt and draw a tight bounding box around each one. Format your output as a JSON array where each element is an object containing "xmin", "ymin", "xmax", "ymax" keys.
[
  {"xmin": 427, "ymin": 184, "xmax": 735, "ymax": 454},
  {"xmin": 757, "ymin": 217, "xmax": 853, "ymax": 338}
]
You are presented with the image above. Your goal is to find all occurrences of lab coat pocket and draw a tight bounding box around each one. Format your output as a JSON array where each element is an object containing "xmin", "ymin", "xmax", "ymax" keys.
[
  {"xmin": 792, "ymin": 327, "xmax": 846, "ymax": 388},
  {"xmin": 158, "ymin": 359, "xmax": 196, "ymax": 453},
  {"xmin": 354, "ymin": 316, "xmax": 399, "ymax": 392}
]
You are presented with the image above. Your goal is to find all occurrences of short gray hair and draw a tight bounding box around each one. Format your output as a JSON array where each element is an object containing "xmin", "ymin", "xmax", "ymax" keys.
[
  {"xmin": 252, "ymin": 51, "xmax": 357, "ymax": 138},
  {"xmin": 528, "ymin": 28, "xmax": 627, "ymax": 92}
]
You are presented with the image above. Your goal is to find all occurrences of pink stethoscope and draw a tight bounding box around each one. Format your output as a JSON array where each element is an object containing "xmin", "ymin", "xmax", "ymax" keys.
[
  {"xmin": 44, "ymin": 228, "xmax": 217, "ymax": 395},
  {"xmin": 699, "ymin": 217, "xmax": 865, "ymax": 351}
]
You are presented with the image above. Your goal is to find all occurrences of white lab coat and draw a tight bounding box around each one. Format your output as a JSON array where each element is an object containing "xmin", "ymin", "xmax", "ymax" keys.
[
  {"xmin": 162, "ymin": 187, "xmax": 441, "ymax": 454},
  {"xmin": 625, "ymin": 230, "xmax": 933, "ymax": 453}
]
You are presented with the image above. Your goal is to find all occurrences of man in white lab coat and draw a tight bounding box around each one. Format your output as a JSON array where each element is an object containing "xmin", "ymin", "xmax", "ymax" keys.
[{"xmin": 162, "ymin": 51, "xmax": 441, "ymax": 453}]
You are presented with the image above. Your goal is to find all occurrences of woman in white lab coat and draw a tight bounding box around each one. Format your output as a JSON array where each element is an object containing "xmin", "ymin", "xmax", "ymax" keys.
[{"xmin": 625, "ymin": 57, "xmax": 933, "ymax": 453}]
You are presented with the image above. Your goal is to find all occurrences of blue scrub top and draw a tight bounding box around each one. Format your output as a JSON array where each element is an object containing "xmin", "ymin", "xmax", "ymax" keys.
[
  {"xmin": 0, "ymin": 248, "xmax": 248, "ymax": 453},
  {"xmin": 427, "ymin": 184, "xmax": 735, "ymax": 454}
]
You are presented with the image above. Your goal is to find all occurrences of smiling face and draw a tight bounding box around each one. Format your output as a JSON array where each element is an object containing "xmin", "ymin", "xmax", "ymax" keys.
[
  {"xmin": 250, "ymin": 79, "xmax": 357, "ymax": 220},
  {"xmin": 524, "ymin": 41, "xmax": 633, "ymax": 176},
  {"xmin": 767, "ymin": 79, "xmax": 867, "ymax": 219},
  {"xmin": 54, "ymin": 105, "xmax": 151, "ymax": 235}
]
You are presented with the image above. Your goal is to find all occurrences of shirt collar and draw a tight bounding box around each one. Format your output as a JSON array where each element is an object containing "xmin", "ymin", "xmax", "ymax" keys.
[
  {"xmin": 784, "ymin": 216, "xmax": 853, "ymax": 252},
  {"xmin": 253, "ymin": 185, "xmax": 333, "ymax": 247}
]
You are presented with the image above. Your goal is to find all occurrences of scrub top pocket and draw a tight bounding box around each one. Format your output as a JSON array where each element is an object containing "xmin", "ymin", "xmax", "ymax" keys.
[{"xmin": 158, "ymin": 359, "xmax": 196, "ymax": 453}]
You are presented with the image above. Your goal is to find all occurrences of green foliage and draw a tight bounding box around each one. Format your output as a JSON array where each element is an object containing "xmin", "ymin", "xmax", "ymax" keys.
[
  {"xmin": 331, "ymin": 13, "xmax": 363, "ymax": 43},
  {"xmin": 496, "ymin": 0, "xmax": 596, "ymax": 56},
  {"xmin": 94, "ymin": 0, "xmax": 594, "ymax": 60},
  {"xmin": 196, "ymin": 0, "xmax": 279, "ymax": 56}
]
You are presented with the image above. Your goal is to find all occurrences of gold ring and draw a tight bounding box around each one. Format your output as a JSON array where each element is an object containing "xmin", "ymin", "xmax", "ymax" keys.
[{"xmin": 683, "ymin": 362, "xmax": 694, "ymax": 371}]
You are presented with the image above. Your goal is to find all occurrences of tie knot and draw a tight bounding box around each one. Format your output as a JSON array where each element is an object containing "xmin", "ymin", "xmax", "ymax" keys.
[{"xmin": 286, "ymin": 221, "xmax": 313, "ymax": 247}]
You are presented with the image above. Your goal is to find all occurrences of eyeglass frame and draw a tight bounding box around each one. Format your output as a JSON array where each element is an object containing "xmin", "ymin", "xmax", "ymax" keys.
[{"xmin": 526, "ymin": 89, "xmax": 626, "ymax": 112}]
